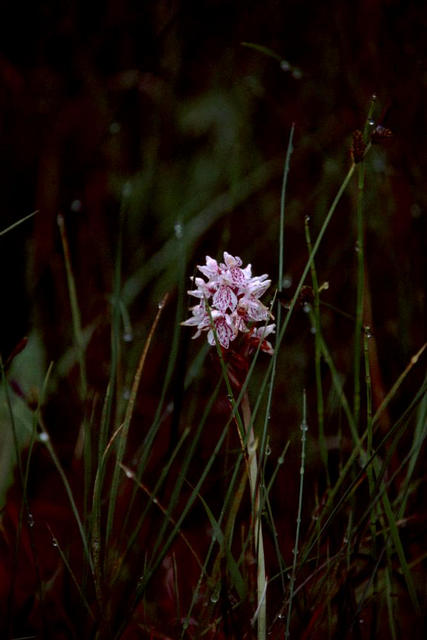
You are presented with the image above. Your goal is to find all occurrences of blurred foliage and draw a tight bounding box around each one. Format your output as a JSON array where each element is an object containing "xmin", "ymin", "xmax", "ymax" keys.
[{"xmin": 0, "ymin": 1, "xmax": 426, "ymax": 637}]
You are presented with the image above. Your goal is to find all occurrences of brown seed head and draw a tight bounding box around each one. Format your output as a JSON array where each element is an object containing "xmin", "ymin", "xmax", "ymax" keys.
[{"xmin": 351, "ymin": 130, "xmax": 366, "ymax": 163}]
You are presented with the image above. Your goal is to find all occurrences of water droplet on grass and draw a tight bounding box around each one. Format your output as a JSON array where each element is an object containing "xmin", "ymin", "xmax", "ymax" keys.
[
  {"xmin": 123, "ymin": 331, "xmax": 133, "ymax": 342},
  {"xmin": 109, "ymin": 122, "xmax": 121, "ymax": 134},
  {"xmin": 210, "ymin": 591, "xmax": 219, "ymax": 603},
  {"xmin": 28, "ymin": 513, "xmax": 35, "ymax": 528},
  {"xmin": 39, "ymin": 432, "xmax": 49, "ymax": 443},
  {"xmin": 282, "ymin": 275, "xmax": 292, "ymax": 289},
  {"xmin": 70, "ymin": 199, "xmax": 82, "ymax": 213}
]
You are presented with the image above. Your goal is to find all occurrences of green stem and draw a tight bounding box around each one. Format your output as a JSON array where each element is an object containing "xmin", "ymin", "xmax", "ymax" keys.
[
  {"xmin": 353, "ymin": 161, "xmax": 365, "ymax": 428},
  {"xmin": 304, "ymin": 218, "xmax": 328, "ymax": 484},
  {"xmin": 353, "ymin": 95, "xmax": 376, "ymax": 426},
  {"xmin": 285, "ymin": 390, "xmax": 307, "ymax": 639},
  {"xmin": 279, "ymin": 125, "xmax": 295, "ymax": 291}
]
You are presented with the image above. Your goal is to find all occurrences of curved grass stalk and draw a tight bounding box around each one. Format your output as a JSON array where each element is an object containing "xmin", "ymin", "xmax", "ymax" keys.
[
  {"xmin": 57, "ymin": 214, "xmax": 91, "ymax": 535},
  {"xmin": 105, "ymin": 293, "xmax": 168, "ymax": 548},
  {"xmin": 121, "ymin": 220, "xmax": 187, "ymax": 536}
]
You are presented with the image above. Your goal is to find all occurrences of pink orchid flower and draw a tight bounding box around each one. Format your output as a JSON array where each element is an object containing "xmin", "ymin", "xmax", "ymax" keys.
[{"xmin": 182, "ymin": 252, "xmax": 275, "ymax": 352}]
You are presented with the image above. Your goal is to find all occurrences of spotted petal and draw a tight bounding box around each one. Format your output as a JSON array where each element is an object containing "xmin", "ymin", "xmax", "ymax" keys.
[
  {"xmin": 213, "ymin": 285, "xmax": 237, "ymax": 312},
  {"xmin": 207, "ymin": 316, "xmax": 235, "ymax": 349}
]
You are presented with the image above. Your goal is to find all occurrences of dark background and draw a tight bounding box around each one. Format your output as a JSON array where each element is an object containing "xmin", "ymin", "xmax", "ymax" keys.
[
  {"xmin": 0, "ymin": 0, "xmax": 426, "ymax": 637},
  {"xmin": 0, "ymin": 0, "xmax": 425, "ymax": 360}
]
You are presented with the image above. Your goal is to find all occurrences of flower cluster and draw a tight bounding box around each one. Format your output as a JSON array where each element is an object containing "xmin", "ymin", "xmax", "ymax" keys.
[{"xmin": 182, "ymin": 252, "xmax": 275, "ymax": 353}]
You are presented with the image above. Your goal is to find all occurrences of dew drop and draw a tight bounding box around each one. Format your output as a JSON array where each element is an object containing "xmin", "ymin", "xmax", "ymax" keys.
[
  {"xmin": 292, "ymin": 68, "xmax": 302, "ymax": 80},
  {"xmin": 39, "ymin": 432, "xmax": 49, "ymax": 443},
  {"xmin": 300, "ymin": 423, "xmax": 308, "ymax": 432},
  {"xmin": 210, "ymin": 591, "xmax": 219, "ymax": 604},
  {"xmin": 303, "ymin": 302, "xmax": 311, "ymax": 313},
  {"xmin": 124, "ymin": 468, "xmax": 134, "ymax": 479},
  {"xmin": 310, "ymin": 326, "xmax": 316, "ymax": 334},
  {"xmin": 304, "ymin": 215, "xmax": 311, "ymax": 223},
  {"xmin": 364, "ymin": 326, "xmax": 373, "ymax": 339},
  {"xmin": 282, "ymin": 275, "xmax": 292, "ymax": 289},
  {"xmin": 52, "ymin": 538, "xmax": 58, "ymax": 548},
  {"xmin": 123, "ymin": 388, "xmax": 130, "ymax": 400},
  {"xmin": 174, "ymin": 222, "xmax": 183, "ymax": 239},
  {"xmin": 278, "ymin": 456, "xmax": 284, "ymax": 465},
  {"xmin": 123, "ymin": 331, "xmax": 133, "ymax": 343},
  {"xmin": 70, "ymin": 199, "xmax": 82, "ymax": 213},
  {"xmin": 368, "ymin": 119, "xmax": 375, "ymax": 126},
  {"xmin": 354, "ymin": 241, "xmax": 361, "ymax": 253},
  {"xmin": 27, "ymin": 513, "xmax": 35, "ymax": 528},
  {"xmin": 109, "ymin": 121, "xmax": 121, "ymax": 134},
  {"xmin": 359, "ymin": 619, "xmax": 364, "ymax": 624},
  {"xmin": 157, "ymin": 299, "xmax": 165, "ymax": 309},
  {"xmin": 280, "ymin": 60, "xmax": 291, "ymax": 71},
  {"xmin": 343, "ymin": 537, "xmax": 349, "ymax": 544},
  {"xmin": 265, "ymin": 445, "xmax": 272, "ymax": 456}
]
